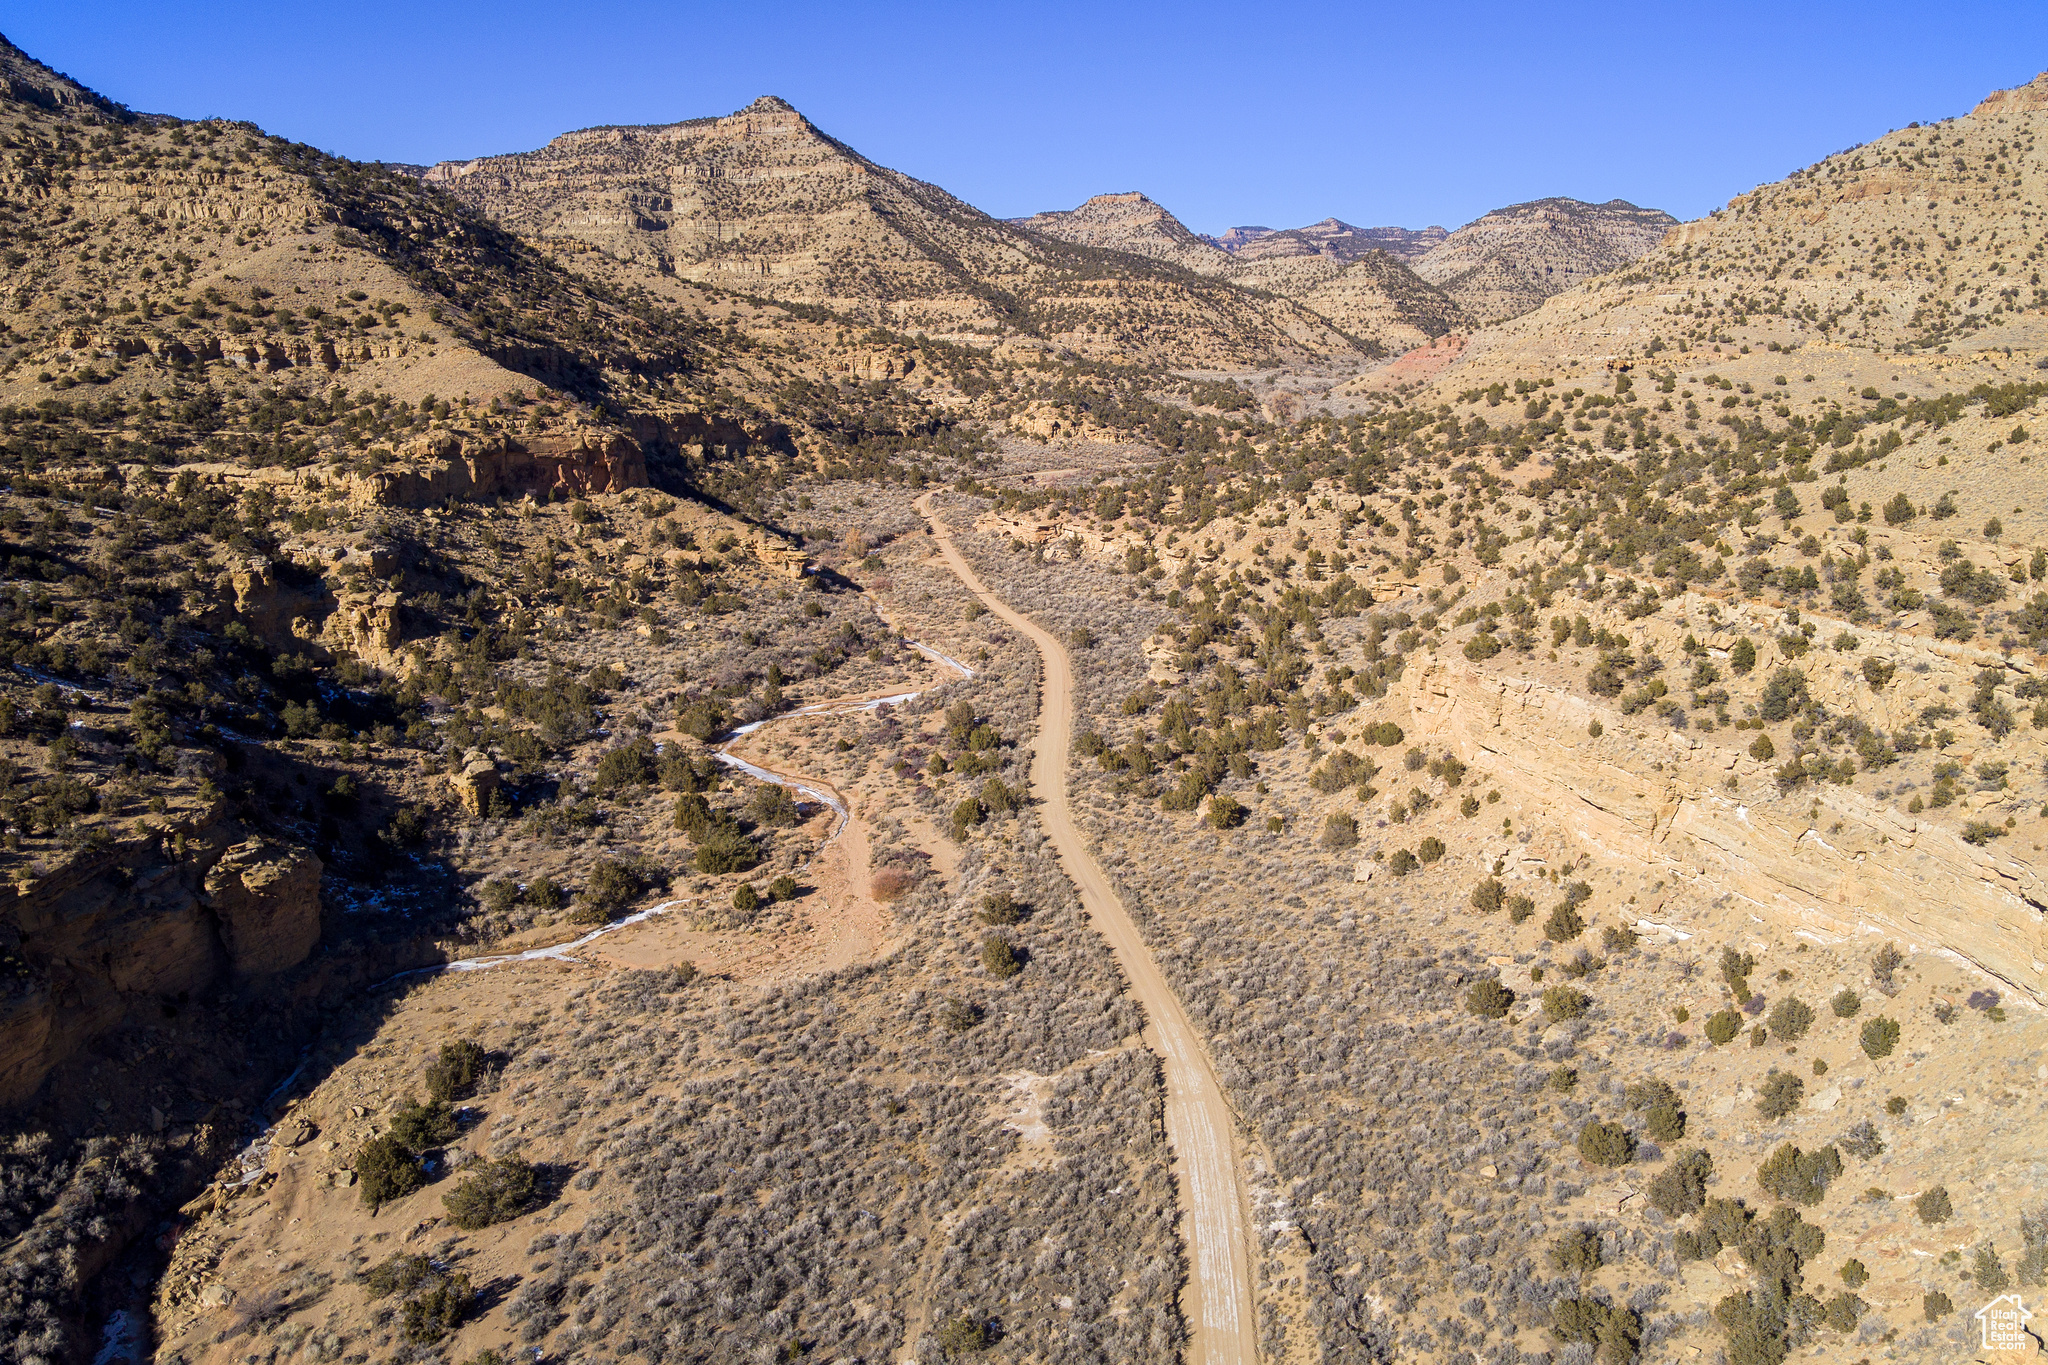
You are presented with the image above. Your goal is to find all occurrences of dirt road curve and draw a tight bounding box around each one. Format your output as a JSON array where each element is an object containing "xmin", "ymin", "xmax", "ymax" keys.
[{"xmin": 918, "ymin": 496, "xmax": 1259, "ymax": 1365}]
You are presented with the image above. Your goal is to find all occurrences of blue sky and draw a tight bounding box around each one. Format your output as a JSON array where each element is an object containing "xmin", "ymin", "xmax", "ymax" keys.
[{"xmin": 10, "ymin": 2, "xmax": 2048, "ymax": 234}]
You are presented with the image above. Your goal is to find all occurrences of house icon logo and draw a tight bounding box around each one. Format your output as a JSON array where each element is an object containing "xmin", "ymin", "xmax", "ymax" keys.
[{"xmin": 1975, "ymin": 1294, "xmax": 2033, "ymax": 1352}]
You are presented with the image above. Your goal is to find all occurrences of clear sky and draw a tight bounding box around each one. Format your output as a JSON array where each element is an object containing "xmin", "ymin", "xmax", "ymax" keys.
[{"xmin": 9, "ymin": 1, "xmax": 2048, "ymax": 235}]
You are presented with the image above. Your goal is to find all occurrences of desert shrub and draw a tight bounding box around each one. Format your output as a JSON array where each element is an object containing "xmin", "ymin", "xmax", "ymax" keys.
[
  {"xmin": 424, "ymin": 1040, "xmax": 486, "ymax": 1103},
  {"xmin": 1759, "ymin": 666, "xmax": 1810, "ymax": 721},
  {"xmin": 871, "ymin": 865, "xmax": 915, "ymax": 901},
  {"xmin": 1914, "ymin": 1185, "xmax": 1952, "ymax": 1224},
  {"xmin": 693, "ymin": 828, "xmax": 760, "ymax": 874},
  {"xmin": 1318, "ymin": 811, "xmax": 1358, "ymax": 850},
  {"xmin": 1386, "ymin": 848, "xmax": 1418, "ymax": 875},
  {"xmin": 1625, "ymin": 1077, "xmax": 1676, "ymax": 1110},
  {"xmin": 1720, "ymin": 945, "xmax": 1757, "ymax": 1001},
  {"xmin": 1646, "ymin": 1101, "xmax": 1686, "ymax": 1141},
  {"xmin": 1941, "ymin": 559, "xmax": 2007, "ymax": 605},
  {"xmin": 1466, "ymin": 978, "xmax": 1514, "ymax": 1019},
  {"xmin": 1924, "ymin": 1290, "xmax": 1954, "ymax": 1322},
  {"xmin": 1363, "ymin": 720, "xmax": 1405, "ymax": 745},
  {"xmin": 767, "ymin": 874, "xmax": 798, "ymax": 902},
  {"xmin": 401, "ymin": 1272, "xmax": 474, "ymax": 1345},
  {"xmin": 355, "ymin": 1135, "xmax": 424, "ymax": 1209},
  {"xmin": 731, "ymin": 884, "xmax": 759, "ymax": 913},
  {"xmin": 1205, "ymin": 793, "xmax": 1246, "ymax": 829},
  {"xmin": 1765, "ymin": 995, "xmax": 1814, "ymax": 1042},
  {"xmin": 442, "ymin": 1157, "xmax": 538, "ymax": 1230},
  {"xmin": 1974, "ymin": 1243, "xmax": 2012, "ymax": 1294},
  {"xmin": 524, "ymin": 875, "xmax": 565, "ymax": 910},
  {"xmin": 978, "ymin": 891, "xmax": 1022, "ymax": 925},
  {"xmin": 1648, "ymin": 1148, "xmax": 1713, "ymax": 1218},
  {"xmin": 1840, "ymin": 1258, "xmax": 1869, "ymax": 1288},
  {"xmin": 1601, "ymin": 923, "xmax": 1639, "ymax": 952},
  {"xmin": 1757, "ymin": 1142, "xmax": 1843, "ymax": 1206},
  {"xmin": 1416, "ymin": 836, "xmax": 1445, "ymax": 863},
  {"xmin": 1309, "ymin": 749, "xmax": 1376, "ymax": 793},
  {"xmin": 364, "ymin": 1253, "xmax": 437, "ymax": 1300},
  {"xmin": 748, "ymin": 782, "xmax": 801, "ymax": 827},
  {"xmin": 935, "ymin": 1316, "xmax": 993, "ymax": 1354},
  {"xmin": 981, "ymin": 933, "xmax": 1022, "ymax": 979},
  {"xmin": 1505, "ymin": 894, "xmax": 1534, "ymax": 923},
  {"xmin": 1542, "ymin": 985, "xmax": 1592, "ymax": 1021},
  {"xmin": 1756, "ymin": 1070, "xmax": 1804, "ymax": 1120},
  {"xmin": 2020, "ymin": 1204, "xmax": 2048, "ymax": 1286},
  {"xmin": 1543, "ymin": 903, "xmax": 1586, "ymax": 942},
  {"xmin": 1469, "ymin": 878, "xmax": 1504, "ymax": 914},
  {"xmin": 1829, "ymin": 988, "xmax": 1861, "ymax": 1018},
  {"xmin": 938, "ymin": 998, "xmax": 982, "ymax": 1032},
  {"xmin": 388, "ymin": 1099, "xmax": 458, "ymax": 1151},
  {"xmin": 478, "ymin": 879, "xmax": 517, "ymax": 915},
  {"xmin": 1838, "ymin": 1120, "xmax": 1884, "ymax": 1160},
  {"xmin": 676, "ymin": 699, "xmax": 731, "ymax": 741},
  {"xmin": 1549, "ymin": 1225, "xmax": 1603, "ymax": 1274},
  {"xmin": 950, "ymin": 796, "xmax": 986, "ymax": 840},
  {"xmin": 593, "ymin": 738, "xmax": 656, "ymax": 793},
  {"xmin": 1551, "ymin": 1297, "xmax": 1639, "ymax": 1361},
  {"xmin": 1577, "ymin": 1119, "xmax": 1635, "ymax": 1167},
  {"xmin": 1860, "ymin": 1015, "xmax": 1900, "ymax": 1059},
  {"xmin": 577, "ymin": 858, "xmax": 652, "ymax": 921},
  {"xmin": 1869, "ymin": 941, "xmax": 1903, "ymax": 993},
  {"xmin": 1748, "ymin": 732, "xmax": 1776, "ymax": 761}
]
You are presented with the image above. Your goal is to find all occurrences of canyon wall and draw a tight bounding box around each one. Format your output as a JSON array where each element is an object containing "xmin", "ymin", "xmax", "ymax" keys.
[
  {"xmin": 357, "ymin": 428, "xmax": 649, "ymax": 506},
  {"xmin": 0, "ymin": 815, "xmax": 323, "ymax": 1108}
]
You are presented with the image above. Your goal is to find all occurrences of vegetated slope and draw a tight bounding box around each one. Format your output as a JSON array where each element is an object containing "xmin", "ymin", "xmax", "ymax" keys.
[
  {"xmin": 1018, "ymin": 195, "xmax": 1467, "ymax": 354},
  {"xmin": 1223, "ymin": 249, "xmax": 1468, "ymax": 352},
  {"xmin": 418, "ymin": 100, "xmax": 1370, "ymax": 367},
  {"xmin": 0, "ymin": 34, "xmax": 784, "ymax": 451},
  {"xmin": 1443, "ymin": 72, "xmax": 2048, "ymax": 386},
  {"xmin": 1204, "ymin": 218, "xmax": 1450, "ymax": 263},
  {"xmin": 1411, "ymin": 197, "xmax": 1679, "ymax": 323},
  {"xmin": 944, "ymin": 293, "xmax": 2048, "ymax": 1358}
]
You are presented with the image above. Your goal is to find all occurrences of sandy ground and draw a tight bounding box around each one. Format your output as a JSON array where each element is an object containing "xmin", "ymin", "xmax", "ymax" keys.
[{"xmin": 917, "ymin": 492, "xmax": 1261, "ymax": 1365}]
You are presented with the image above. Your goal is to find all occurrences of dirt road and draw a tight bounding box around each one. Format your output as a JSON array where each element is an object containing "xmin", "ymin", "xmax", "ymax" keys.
[{"xmin": 917, "ymin": 495, "xmax": 1259, "ymax": 1365}]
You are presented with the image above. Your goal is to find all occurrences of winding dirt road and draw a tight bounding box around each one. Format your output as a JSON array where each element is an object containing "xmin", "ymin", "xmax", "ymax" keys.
[{"xmin": 917, "ymin": 495, "xmax": 1259, "ymax": 1365}]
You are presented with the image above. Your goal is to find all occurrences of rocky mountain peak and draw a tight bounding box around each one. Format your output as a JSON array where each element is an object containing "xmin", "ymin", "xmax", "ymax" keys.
[
  {"xmin": 0, "ymin": 31, "xmax": 124, "ymax": 117},
  {"xmin": 1974, "ymin": 70, "xmax": 2048, "ymax": 115}
]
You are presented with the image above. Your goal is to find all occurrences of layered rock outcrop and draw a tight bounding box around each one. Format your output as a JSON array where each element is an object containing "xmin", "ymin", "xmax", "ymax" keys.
[
  {"xmin": 358, "ymin": 428, "xmax": 649, "ymax": 507},
  {"xmin": 1405, "ymin": 652, "xmax": 2048, "ymax": 1005},
  {"xmin": 0, "ymin": 821, "xmax": 324, "ymax": 1108}
]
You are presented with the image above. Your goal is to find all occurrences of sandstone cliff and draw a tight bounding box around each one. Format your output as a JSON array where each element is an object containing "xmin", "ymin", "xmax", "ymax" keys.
[
  {"xmin": 356, "ymin": 427, "xmax": 649, "ymax": 506},
  {"xmin": 0, "ymin": 817, "xmax": 323, "ymax": 1107},
  {"xmin": 1406, "ymin": 648, "xmax": 2048, "ymax": 1006}
]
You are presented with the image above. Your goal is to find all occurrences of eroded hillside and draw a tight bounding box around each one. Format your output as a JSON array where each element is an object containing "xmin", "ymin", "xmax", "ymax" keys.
[{"xmin": 1, "ymin": 27, "xmax": 2046, "ymax": 1365}]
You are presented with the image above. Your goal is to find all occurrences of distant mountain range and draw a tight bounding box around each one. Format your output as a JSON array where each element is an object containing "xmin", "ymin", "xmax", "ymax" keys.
[
  {"xmin": 419, "ymin": 106, "xmax": 1675, "ymax": 365},
  {"xmin": 1200, "ymin": 220, "xmax": 1449, "ymax": 263}
]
